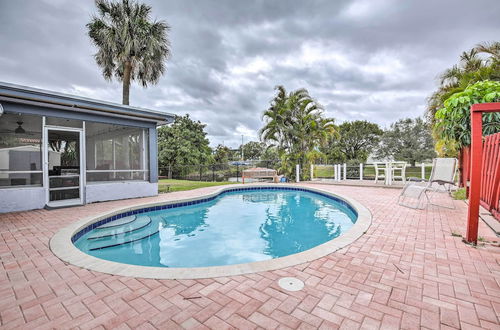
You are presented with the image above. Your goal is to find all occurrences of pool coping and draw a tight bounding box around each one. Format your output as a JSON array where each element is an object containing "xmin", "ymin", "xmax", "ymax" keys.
[{"xmin": 50, "ymin": 183, "xmax": 372, "ymax": 279}]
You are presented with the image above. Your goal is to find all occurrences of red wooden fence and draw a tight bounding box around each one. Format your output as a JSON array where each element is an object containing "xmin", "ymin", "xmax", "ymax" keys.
[
  {"xmin": 480, "ymin": 132, "xmax": 500, "ymax": 220},
  {"xmin": 460, "ymin": 133, "xmax": 500, "ymax": 222},
  {"xmin": 465, "ymin": 102, "xmax": 500, "ymax": 244}
]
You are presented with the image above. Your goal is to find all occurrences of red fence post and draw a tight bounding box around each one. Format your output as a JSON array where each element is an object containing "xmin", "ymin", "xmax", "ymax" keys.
[
  {"xmin": 465, "ymin": 102, "xmax": 500, "ymax": 244},
  {"xmin": 465, "ymin": 110, "xmax": 483, "ymax": 243}
]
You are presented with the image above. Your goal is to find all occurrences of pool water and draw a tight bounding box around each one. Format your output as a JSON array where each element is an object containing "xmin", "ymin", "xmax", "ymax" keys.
[{"xmin": 74, "ymin": 189, "xmax": 357, "ymax": 268}]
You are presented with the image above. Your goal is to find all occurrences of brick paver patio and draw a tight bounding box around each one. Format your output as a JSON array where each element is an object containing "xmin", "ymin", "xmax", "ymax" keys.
[{"xmin": 1, "ymin": 183, "xmax": 499, "ymax": 329}]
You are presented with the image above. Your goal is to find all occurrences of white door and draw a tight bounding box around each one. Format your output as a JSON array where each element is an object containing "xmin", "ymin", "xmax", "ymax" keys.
[{"xmin": 44, "ymin": 127, "xmax": 84, "ymax": 207}]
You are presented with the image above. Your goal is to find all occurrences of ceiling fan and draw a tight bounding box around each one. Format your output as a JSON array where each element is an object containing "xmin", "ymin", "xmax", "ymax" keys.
[
  {"xmin": 0, "ymin": 119, "xmax": 37, "ymax": 136},
  {"xmin": 15, "ymin": 121, "xmax": 25, "ymax": 134}
]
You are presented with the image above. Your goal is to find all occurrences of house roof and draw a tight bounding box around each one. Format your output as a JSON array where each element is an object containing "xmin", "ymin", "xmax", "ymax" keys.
[{"xmin": 0, "ymin": 81, "xmax": 175, "ymax": 125}]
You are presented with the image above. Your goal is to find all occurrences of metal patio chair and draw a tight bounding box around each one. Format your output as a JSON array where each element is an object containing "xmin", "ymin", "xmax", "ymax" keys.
[{"xmin": 398, "ymin": 158, "xmax": 458, "ymax": 209}]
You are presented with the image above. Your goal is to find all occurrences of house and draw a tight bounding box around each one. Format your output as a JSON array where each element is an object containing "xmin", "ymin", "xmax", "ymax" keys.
[{"xmin": 0, "ymin": 82, "xmax": 174, "ymax": 213}]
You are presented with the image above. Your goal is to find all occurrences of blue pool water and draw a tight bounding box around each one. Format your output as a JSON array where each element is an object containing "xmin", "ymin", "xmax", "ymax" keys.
[{"xmin": 74, "ymin": 188, "xmax": 357, "ymax": 268}]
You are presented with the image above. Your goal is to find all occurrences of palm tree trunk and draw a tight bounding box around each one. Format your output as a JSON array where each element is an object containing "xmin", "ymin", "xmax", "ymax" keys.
[{"xmin": 122, "ymin": 61, "xmax": 132, "ymax": 105}]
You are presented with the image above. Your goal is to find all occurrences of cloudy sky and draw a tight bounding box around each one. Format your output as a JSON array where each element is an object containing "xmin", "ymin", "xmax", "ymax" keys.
[{"xmin": 1, "ymin": 0, "xmax": 499, "ymax": 147}]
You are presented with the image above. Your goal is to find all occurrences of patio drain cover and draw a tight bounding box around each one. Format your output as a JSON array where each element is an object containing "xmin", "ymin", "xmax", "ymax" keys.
[{"xmin": 278, "ymin": 277, "xmax": 304, "ymax": 291}]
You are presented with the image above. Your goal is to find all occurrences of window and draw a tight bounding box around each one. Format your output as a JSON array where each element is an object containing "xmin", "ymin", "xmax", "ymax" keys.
[
  {"xmin": 86, "ymin": 122, "xmax": 149, "ymax": 182},
  {"xmin": 0, "ymin": 113, "xmax": 43, "ymax": 187}
]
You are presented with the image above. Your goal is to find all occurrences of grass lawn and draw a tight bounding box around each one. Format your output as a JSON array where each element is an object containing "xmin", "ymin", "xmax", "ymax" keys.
[
  {"xmin": 452, "ymin": 187, "xmax": 467, "ymax": 200},
  {"xmin": 158, "ymin": 179, "xmax": 239, "ymax": 193},
  {"xmin": 314, "ymin": 166, "xmax": 335, "ymax": 177}
]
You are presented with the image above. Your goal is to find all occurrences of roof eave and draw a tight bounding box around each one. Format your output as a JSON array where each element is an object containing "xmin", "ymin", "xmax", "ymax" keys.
[{"xmin": 0, "ymin": 81, "xmax": 175, "ymax": 125}]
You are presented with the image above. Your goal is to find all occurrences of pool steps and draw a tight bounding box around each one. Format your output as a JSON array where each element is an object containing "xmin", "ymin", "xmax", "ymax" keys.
[
  {"xmin": 89, "ymin": 230, "xmax": 159, "ymax": 251},
  {"xmin": 96, "ymin": 215, "xmax": 136, "ymax": 229},
  {"xmin": 87, "ymin": 215, "xmax": 152, "ymax": 240},
  {"xmin": 88, "ymin": 215, "xmax": 158, "ymax": 250}
]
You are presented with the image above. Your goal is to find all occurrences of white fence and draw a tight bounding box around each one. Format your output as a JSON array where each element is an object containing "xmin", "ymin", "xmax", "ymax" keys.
[{"xmin": 311, "ymin": 163, "xmax": 433, "ymax": 185}]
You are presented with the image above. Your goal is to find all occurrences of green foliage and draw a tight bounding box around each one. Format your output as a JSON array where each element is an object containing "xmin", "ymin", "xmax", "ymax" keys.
[
  {"xmin": 435, "ymin": 80, "xmax": 500, "ymax": 148},
  {"xmin": 376, "ymin": 117, "xmax": 436, "ymax": 165},
  {"xmin": 260, "ymin": 146, "xmax": 279, "ymax": 160},
  {"xmin": 427, "ymin": 42, "xmax": 500, "ymax": 124},
  {"xmin": 87, "ymin": 0, "xmax": 171, "ymax": 104},
  {"xmin": 255, "ymin": 146, "xmax": 280, "ymax": 168},
  {"xmin": 260, "ymin": 86, "xmax": 336, "ymax": 180},
  {"xmin": 321, "ymin": 120, "xmax": 383, "ymax": 163},
  {"xmin": 452, "ymin": 188, "xmax": 467, "ymax": 200},
  {"xmin": 434, "ymin": 137, "xmax": 460, "ymax": 157},
  {"xmin": 157, "ymin": 115, "xmax": 212, "ymax": 177},
  {"xmin": 239, "ymin": 141, "xmax": 266, "ymax": 160},
  {"xmin": 213, "ymin": 144, "xmax": 232, "ymax": 164}
]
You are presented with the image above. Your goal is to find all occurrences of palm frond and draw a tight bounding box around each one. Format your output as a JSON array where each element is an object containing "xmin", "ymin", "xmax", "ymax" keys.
[{"xmin": 87, "ymin": 0, "xmax": 170, "ymax": 88}]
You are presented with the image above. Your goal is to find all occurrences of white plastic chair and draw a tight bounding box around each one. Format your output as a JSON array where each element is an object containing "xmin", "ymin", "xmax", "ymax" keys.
[
  {"xmin": 398, "ymin": 158, "xmax": 458, "ymax": 209},
  {"xmin": 373, "ymin": 162, "xmax": 386, "ymax": 184},
  {"xmin": 391, "ymin": 161, "xmax": 407, "ymax": 183}
]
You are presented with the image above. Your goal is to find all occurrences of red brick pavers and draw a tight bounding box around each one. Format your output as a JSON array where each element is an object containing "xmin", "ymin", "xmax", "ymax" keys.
[{"xmin": 1, "ymin": 183, "xmax": 499, "ymax": 329}]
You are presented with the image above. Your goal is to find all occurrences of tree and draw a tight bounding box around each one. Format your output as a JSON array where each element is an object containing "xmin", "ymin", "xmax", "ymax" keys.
[
  {"xmin": 157, "ymin": 115, "xmax": 212, "ymax": 178},
  {"xmin": 321, "ymin": 120, "xmax": 383, "ymax": 163},
  {"xmin": 434, "ymin": 80, "xmax": 500, "ymax": 149},
  {"xmin": 257, "ymin": 146, "xmax": 280, "ymax": 168},
  {"xmin": 239, "ymin": 141, "xmax": 265, "ymax": 160},
  {"xmin": 213, "ymin": 145, "xmax": 232, "ymax": 164},
  {"xmin": 260, "ymin": 86, "xmax": 336, "ymax": 179},
  {"xmin": 376, "ymin": 117, "xmax": 436, "ymax": 166},
  {"xmin": 475, "ymin": 41, "xmax": 500, "ymax": 71},
  {"xmin": 87, "ymin": 0, "xmax": 171, "ymax": 105},
  {"xmin": 261, "ymin": 146, "xmax": 279, "ymax": 160},
  {"xmin": 427, "ymin": 42, "xmax": 500, "ymax": 124}
]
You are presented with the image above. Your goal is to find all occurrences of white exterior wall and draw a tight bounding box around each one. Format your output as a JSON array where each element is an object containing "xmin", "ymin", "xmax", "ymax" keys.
[
  {"xmin": 85, "ymin": 181, "xmax": 157, "ymax": 204},
  {"xmin": 0, "ymin": 150, "xmax": 9, "ymax": 179},
  {"xmin": 0, "ymin": 182, "xmax": 158, "ymax": 213},
  {"xmin": 0, "ymin": 187, "xmax": 46, "ymax": 213}
]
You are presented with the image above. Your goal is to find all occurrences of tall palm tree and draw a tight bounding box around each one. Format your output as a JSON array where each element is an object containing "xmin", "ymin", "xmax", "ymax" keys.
[
  {"xmin": 260, "ymin": 86, "xmax": 335, "ymax": 179},
  {"xmin": 475, "ymin": 41, "xmax": 500, "ymax": 80},
  {"xmin": 475, "ymin": 41, "xmax": 500, "ymax": 63},
  {"xmin": 427, "ymin": 42, "xmax": 499, "ymax": 124},
  {"xmin": 260, "ymin": 85, "xmax": 289, "ymax": 151},
  {"xmin": 438, "ymin": 49, "xmax": 481, "ymax": 87},
  {"xmin": 427, "ymin": 41, "xmax": 500, "ymax": 158},
  {"xmin": 87, "ymin": 0, "xmax": 171, "ymax": 105}
]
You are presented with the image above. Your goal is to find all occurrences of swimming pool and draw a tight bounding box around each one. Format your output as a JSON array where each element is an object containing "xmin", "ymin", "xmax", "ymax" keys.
[
  {"xmin": 73, "ymin": 187, "xmax": 357, "ymax": 268},
  {"xmin": 51, "ymin": 185, "xmax": 371, "ymax": 278}
]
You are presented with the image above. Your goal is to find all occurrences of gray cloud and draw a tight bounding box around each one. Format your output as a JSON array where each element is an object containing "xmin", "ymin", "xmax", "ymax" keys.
[{"xmin": 0, "ymin": 0, "xmax": 499, "ymax": 147}]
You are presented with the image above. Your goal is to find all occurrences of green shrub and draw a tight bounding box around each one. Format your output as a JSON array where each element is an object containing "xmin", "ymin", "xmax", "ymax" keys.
[{"xmin": 435, "ymin": 80, "xmax": 500, "ymax": 148}]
